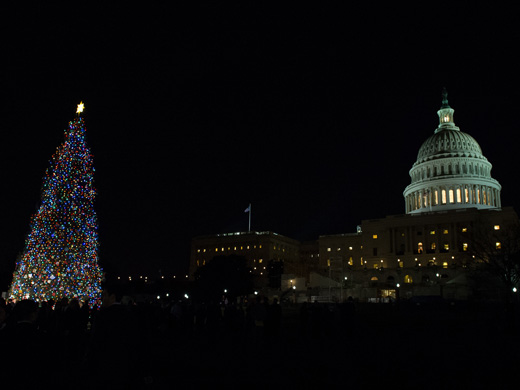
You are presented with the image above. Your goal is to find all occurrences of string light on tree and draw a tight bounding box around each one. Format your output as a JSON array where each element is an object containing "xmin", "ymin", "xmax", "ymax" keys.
[{"xmin": 8, "ymin": 102, "xmax": 103, "ymax": 306}]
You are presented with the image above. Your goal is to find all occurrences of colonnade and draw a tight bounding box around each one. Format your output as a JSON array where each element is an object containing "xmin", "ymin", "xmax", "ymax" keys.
[{"xmin": 405, "ymin": 184, "xmax": 501, "ymax": 213}]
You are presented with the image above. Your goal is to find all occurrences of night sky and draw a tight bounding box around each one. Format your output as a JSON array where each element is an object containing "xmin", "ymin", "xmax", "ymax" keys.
[{"xmin": 2, "ymin": 3, "xmax": 520, "ymax": 288}]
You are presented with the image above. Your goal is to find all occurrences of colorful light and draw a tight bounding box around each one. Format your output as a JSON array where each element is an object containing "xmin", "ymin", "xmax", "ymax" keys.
[{"xmin": 9, "ymin": 110, "xmax": 103, "ymax": 307}]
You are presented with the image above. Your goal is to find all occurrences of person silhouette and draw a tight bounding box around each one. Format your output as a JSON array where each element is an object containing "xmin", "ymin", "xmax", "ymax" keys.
[
  {"xmin": 83, "ymin": 277, "xmax": 144, "ymax": 389},
  {"xmin": 0, "ymin": 299, "xmax": 51, "ymax": 388}
]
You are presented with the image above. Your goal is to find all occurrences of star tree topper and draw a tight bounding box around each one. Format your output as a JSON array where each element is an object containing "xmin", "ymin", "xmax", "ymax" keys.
[{"xmin": 76, "ymin": 101, "xmax": 85, "ymax": 114}]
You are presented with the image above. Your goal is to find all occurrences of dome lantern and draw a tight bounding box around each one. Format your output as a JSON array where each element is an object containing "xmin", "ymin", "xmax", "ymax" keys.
[{"xmin": 436, "ymin": 88, "xmax": 456, "ymax": 131}]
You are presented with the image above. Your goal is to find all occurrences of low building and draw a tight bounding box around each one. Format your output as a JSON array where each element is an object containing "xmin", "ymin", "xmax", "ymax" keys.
[{"xmin": 189, "ymin": 230, "xmax": 301, "ymax": 282}]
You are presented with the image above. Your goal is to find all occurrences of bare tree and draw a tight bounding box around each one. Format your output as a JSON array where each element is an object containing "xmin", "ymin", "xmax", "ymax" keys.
[
  {"xmin": 461, "ymin": 214, "xmax": 520, "ymax": 330},
  {"xmin": 464, "ymin": 218, "xmax": 520, "ymax": 289}
]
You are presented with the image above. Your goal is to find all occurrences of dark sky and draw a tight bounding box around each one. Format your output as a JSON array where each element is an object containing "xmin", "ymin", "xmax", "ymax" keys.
[{"xmin": 2, "ymin": 3, "xmax": 520, "ymax": 287}]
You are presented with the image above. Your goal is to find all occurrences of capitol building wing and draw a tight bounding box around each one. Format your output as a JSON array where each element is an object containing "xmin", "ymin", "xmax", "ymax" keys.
[{"xmin": 403, "ymin": 89, "xmax": 501, "ymax": 214}]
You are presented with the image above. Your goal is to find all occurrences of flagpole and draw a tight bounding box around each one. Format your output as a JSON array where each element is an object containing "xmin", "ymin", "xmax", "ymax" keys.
[{"xmin": 248, "ymin": 203, "xmax": 251, "ymax": 232}]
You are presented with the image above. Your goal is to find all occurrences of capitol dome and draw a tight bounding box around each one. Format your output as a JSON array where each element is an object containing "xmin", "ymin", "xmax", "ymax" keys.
[{"xmin": 403, "ymin": 89, "xmax": 501, "ymax": 214}]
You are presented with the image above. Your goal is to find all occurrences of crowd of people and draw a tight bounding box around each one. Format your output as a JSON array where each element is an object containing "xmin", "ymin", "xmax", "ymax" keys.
[
  {"xmin": 0, "ymin": 280, "xmax": 154, "ymax": 389},
  {"xmin": 0, "ymin": 281, "xmax": 360, "ymax": 389}
]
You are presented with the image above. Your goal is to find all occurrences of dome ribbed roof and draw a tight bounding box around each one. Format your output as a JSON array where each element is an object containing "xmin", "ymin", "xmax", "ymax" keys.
[{"xmin": 415, "ymin": 129, "xmax": 485, "ymax": 165}]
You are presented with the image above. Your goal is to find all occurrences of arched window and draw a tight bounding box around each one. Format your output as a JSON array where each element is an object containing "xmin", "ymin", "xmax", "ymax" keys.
[
  {"xmin": 418, "ymin": 242, "xmax": 424, "ymax": 253},
  {"xmin": 404, "ymin": 275, "xmax": 413, "ymax": 284}
]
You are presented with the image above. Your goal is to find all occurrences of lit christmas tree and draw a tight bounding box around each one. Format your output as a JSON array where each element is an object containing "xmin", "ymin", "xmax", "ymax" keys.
[{"xmin": 9, "ymin": 102, "xmax": 103, "ymax": 306}]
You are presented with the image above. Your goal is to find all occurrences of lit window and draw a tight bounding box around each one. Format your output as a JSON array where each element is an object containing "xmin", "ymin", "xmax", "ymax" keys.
[
  {"xmin": 462, "ymin": 227, "xmax": 468, "ymax": 233},
  {"xmin": 442, "ymin": 189, "xmax": 447, "ymax": 204},
  {"xmin": 443, "ymin": 262, "xmax": 448, "ymax": 269},
  {"xmin": 431, "ymin": 243, "xmax": 436, "ymax": 250},
  {"xmin": 444, "ymin": 244, "xmax": 450, "ymax": 251},
  {"xmin": 404, "ymin": 275, "xmax": 413, "ymax": 284},
  {"xmin": 443, "ymin": 229, "xmax": 449, "ymax": 234},
  {"xmin": 398, "ymin": 260, "xmax": 404, "ymax": 268},
  {"xmin": 418, "ymin": 242, "xmax": 423, "ymax": 253},
  {"xmin": 449, "ymin": 189, "xmax": 455, "ymax": 203},
  {"xmin": 259, "ymin": 259, "xmax": 263, "ymax": 263},
  {"xmin": 463, "ymin": 243, "xmax": 468, "ymax": 251},
  {"xmin": 349, "ymin": 246, "xmax": 353, "ymax": 250},
  {"xmin": 197, "ymin": 249, "xmax": 201, "ymax": 253},
  {"xmin": 457, "ymin": 188, "xmax": 462, "ymax": 203},
  {"xmin": 373, "ymin": 235, "xmax": 378, "ymax": 239},
  {"xmin": 348, "ymin": 257, "xmax": 353, "ymax": 266},
  {"xmin": 337, "ymin": 247, "xmax": 341, "ymax": 251},
  {"xmin": 430, "ymin": 230, "xmax": 436, "ymax": 235},
  {"xmin": 494, "ymin": 225, "xmax": 500, "ymax": 230},
  {"xmin": 327, "ymin": 248, "xmax": 331, "ymax": 252},
  {"xmin": 496, "ymin": 242, "xmax": 502, "ymax": 249}
]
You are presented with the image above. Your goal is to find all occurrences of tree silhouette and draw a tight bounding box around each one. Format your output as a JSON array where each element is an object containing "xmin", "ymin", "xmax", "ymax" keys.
[
  {"xmin": 267, "ymin": 259, "xmax": 284, "ymax": 288},
  {"xmin": 193, "ymin": 254, "xmax": 254, "ymax": 302},
  {"xmin": 461, "ymin": 214, "xmax": 520, "ymax": 330}
]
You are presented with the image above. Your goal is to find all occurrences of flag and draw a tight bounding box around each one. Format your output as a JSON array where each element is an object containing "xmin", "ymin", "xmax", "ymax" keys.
[{"xmin": 244, "ymin": 206, "xmax": 250, "ymax": 213}]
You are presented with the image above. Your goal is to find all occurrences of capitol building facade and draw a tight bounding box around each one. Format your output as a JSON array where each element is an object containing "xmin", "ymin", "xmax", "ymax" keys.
[{"xmin": 190, "ymin": 91, "xmax": 518, "ymax": 302}]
